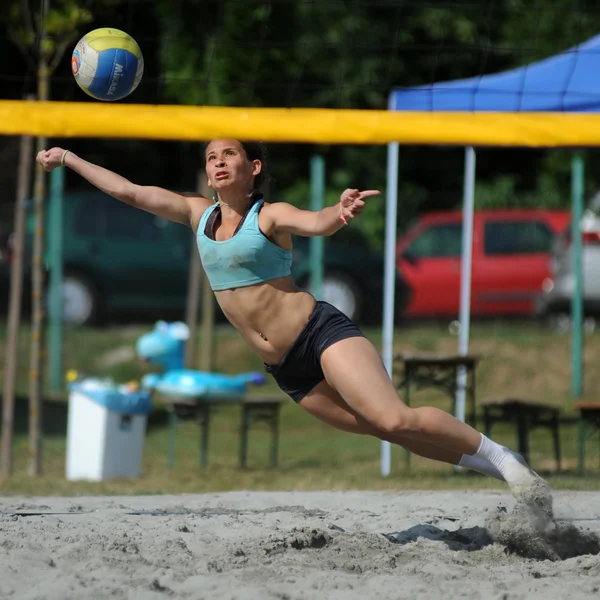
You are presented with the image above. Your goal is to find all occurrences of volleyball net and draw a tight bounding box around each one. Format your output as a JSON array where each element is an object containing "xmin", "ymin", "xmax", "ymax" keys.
[{"xmin": 2, "ymin": 101, "xmax": 600, "ymax": 147}]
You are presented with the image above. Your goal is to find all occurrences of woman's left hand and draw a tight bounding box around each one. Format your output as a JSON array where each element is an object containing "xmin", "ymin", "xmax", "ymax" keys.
[{"xmin": 339, "ymin": 188, "xmax": 381, "ymax": 224}]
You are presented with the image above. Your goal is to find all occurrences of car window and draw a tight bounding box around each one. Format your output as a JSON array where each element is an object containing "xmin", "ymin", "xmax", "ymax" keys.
[
  {"xmin": 484, "ymin": 221, "xmax": 553, "ymax": 255},
  {"xmin": 168, "ymin": 220, "xmax": 194, "ymax": 242},
  {"xmin": 408, "ymin": 223, "xmax": 463, "ymax": 258},
  {"xmin": 73, "ymin": 199, "xmax": 107, "ymax": 237},
  {"xmin": 105, "ymin": 202, "xmax": 165, "ymax": 241}
]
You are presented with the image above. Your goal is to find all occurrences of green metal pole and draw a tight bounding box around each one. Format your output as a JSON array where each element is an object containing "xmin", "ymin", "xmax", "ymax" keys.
[
  {"xmin": 571, "ymin": 154, "xmax": 584, "ymax": 398},
  {"xmin": 48, "ymin": 166, "xmax": 64, "ymax": 392},
  {"xmin": 309, "ymin": 155, "xmax": 325, "ymax": 299}
]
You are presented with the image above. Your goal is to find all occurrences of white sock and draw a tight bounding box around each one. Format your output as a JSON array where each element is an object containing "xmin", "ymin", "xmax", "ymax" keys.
[
  {"xmin": 458, "ymin": 454, "xmax": 505, "ymax": 481},
  {"xmin": 473, "ymin": 434, "xmax": 529, "ymax": 482}
]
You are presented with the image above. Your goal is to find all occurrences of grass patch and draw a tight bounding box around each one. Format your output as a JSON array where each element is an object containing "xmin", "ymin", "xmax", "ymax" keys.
[{"xmin": 1, "ymin": 319, "xmax": 599, "ymax": 496}]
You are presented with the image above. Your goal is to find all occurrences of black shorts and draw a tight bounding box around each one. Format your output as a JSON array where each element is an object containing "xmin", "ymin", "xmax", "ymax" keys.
[{"xmin": 264, "ymin": 300, "xmax": 365, "ymax": 403}]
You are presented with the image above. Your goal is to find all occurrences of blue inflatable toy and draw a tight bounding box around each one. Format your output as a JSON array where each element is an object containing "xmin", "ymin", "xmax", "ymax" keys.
[
  {"xmin": 136, "ymin": 321, "xmax": 266, "ymax": 400},
  {"xmin": 136, "ymin": 321, "xmax": 188, "ymax": 372}
]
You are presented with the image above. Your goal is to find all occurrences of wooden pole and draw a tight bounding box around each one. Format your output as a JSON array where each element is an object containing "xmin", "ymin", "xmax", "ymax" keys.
[
  {"xmin": 28, "ymin": 0, "xmax": 50, "ymax": 476},
  {"xmin": 1, "ymin": 131, "xmax": 33, "ymax": 476},
  {"xmin": 184, "ymin": 170, "xmax": 206, "ymax": 368},
  {"xmin": 199, "ymin": 181, "xmax": 215, "ymax": 373}
]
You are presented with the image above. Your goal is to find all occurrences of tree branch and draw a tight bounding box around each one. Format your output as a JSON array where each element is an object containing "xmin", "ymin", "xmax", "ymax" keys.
[
  {"xmin": 20, "ymin": 0, "xmax": 36, "ymax": 40},
  {"xmin": 48, "ymin": 36, "xmax": 71, "ymax": 72},
  {"xmin": 7, "ymin": 29, "xmax": 36, "ymax": 71}
]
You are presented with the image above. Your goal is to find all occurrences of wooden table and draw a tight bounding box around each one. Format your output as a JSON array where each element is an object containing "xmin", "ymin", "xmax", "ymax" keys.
[
  {"xmin": 481, "ymin": 397, "xmax": 561, "ymax": 470},
  {"xmin": 159, "ymin": 393, "xmax": 287, "ymax": 469},
  {"xmin": 394, "ymin": 353, "xmax": 480, "ymax": 424},
  {"xmin": 576, "ymin": 402, "xmax": 600, "ymax": 475},
  {"xmin": 394, "ymin": 353, "xmax": 481, "ymax": 468}
]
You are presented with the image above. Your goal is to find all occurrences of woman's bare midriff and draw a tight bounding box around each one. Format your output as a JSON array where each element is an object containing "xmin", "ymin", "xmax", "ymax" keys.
[{"xmin": 214, "ymin": 275, "xmax": 317, "ymax": 365}]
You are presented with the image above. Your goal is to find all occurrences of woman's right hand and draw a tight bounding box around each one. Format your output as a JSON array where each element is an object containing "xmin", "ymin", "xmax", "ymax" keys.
[{"xmin": 36, "ymin": 147, "xmax": 70, "ymax": 172}]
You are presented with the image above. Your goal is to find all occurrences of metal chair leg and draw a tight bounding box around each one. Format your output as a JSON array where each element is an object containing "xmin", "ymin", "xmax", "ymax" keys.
[
  {"xmin": 552, "ymin": 415, "xmax": 562, "ymax": 472},
  {"xmin": 199, "ymin": 404, "xmax": 210, "ymax": 468},
  {"xmin": 240, "ymin": 405, "xmax": 250, "ymax": 469},
  {"xmin": 578, "ymin": 417, "xmax": 586, "ymax": 476},
  {"xmin": 270, "ymin": 407, "xmax": 280, "ymax": 468},
  {"xmin": 167, "ymin": 409, "xmax": 178, "ymax": 469}
]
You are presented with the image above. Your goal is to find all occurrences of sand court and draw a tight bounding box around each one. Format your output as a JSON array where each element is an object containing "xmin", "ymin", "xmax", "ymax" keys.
[{"xmin": 1, "ymin": 490, "xmax": 600, "ymax": 599}]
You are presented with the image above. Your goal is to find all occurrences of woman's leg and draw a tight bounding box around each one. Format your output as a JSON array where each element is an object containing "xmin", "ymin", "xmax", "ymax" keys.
[
  {"xmin": 320, "ymin": 337, "xmax": 481, "ymax": 452},
  {"xmin": 319, "ymin": 337, "xmax": 552, "ymax": 513},
  {"xmin": 299, "ymin": 380, "xmax": 505, "ymax": 481}
]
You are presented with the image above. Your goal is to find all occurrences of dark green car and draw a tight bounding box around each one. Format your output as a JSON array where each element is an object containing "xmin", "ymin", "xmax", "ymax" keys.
[{"xmin": 5, "ymin": 191, "xmax": 408, "ymax": 326}]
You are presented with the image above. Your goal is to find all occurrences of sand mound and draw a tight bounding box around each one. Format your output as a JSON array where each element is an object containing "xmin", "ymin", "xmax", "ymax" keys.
[{"xmin": 486, "ymin": 505, "xmax": 600, "ymax": 561}]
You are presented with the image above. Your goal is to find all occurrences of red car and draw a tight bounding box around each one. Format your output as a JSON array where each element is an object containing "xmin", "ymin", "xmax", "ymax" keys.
[{"xmin": 396, "ymin": 209, "xmax": 570, "ymax": 318}]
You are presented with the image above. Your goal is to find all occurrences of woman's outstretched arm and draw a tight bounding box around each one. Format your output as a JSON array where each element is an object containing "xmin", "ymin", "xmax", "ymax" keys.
[
  {"xmin": 265, "ymin": 188, "xmax": 380, "ymax": 237},
  {"xmin": 36, "ymin": 147, "xmax": 212, "ymax": 228}
]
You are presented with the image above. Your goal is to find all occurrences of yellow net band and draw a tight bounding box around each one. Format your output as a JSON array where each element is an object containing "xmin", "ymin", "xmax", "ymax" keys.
[{"xmin": 2, "ymin": 100, "xmax": 600, "ymax": 147}]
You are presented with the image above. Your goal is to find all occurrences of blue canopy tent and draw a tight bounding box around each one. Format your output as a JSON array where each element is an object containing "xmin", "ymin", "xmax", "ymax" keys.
[{"xmin": 381, "ymin": 34, "xmax": 600, "ymax": 476}]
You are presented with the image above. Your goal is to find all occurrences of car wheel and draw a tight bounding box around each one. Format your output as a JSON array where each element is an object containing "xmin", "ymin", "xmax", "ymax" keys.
[
  {"xmin": 61, "ymin": 272, "xmax": 98, "ymax": 326},
  {"xmin": 320, "ymin": 271, "xmax": 362, "ymax": 321}
]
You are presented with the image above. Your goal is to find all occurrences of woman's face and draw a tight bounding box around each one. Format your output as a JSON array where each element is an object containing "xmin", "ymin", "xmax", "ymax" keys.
[{"xmin": 205, "ymin": 139, "xmax": 261, "ymax": 195}]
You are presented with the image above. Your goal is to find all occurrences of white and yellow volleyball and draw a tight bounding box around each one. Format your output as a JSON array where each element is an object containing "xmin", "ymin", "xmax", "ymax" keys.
[{"xmin": 71, "ymin": 28, "xmax": 144, "ymax": 102}]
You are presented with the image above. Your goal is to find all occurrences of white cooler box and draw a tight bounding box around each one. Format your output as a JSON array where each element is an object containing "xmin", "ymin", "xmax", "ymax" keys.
[{"xmin": 66, "ymin": 383, "xmax": 153, "ymax": 481}]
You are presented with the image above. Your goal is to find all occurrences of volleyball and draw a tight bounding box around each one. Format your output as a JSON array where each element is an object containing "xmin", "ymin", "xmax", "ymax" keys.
[{"xmin": 71, "ymin": 28, "xmax": 144, "ymax": 102}]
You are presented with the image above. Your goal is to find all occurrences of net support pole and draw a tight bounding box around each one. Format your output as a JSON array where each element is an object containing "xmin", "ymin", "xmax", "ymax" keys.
[
  {"xmin": 309, "ymin": 155, "xmax": 325, "ymax": 299},
  {"xmin": 380, "ymin": 140, "xmax": 399, "ymax": 477},
  {"xmin": 571, "ymin": 154, "xmax": 584, "ymax": 398},
  {"xmin": 455, "ymin": 147, "xmax": 476, "ymax": 423}
]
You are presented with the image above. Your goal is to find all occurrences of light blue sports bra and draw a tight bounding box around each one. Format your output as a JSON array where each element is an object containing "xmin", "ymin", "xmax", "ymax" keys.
[{"xmin": 196, "ymin": 200, "xmax": 293, "ymax": 291}]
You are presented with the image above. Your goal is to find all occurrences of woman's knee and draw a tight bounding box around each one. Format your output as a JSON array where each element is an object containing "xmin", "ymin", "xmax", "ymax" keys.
[{"xmin": 374, "ymin": 407, "xmax": 422, "ymax": 436}]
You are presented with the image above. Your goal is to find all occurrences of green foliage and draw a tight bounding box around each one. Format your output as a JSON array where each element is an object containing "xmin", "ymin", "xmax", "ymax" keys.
[
  {"xmin": 5, "ymin": 0, "xmax": 123, "ymax": 69},
  {"xmin": 473, "ymin": 174, "xmax": 565, "ymax": 210},
  {"xmin": 501, "ymin": 0, "xmax": 599, "ymax": 64}
]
